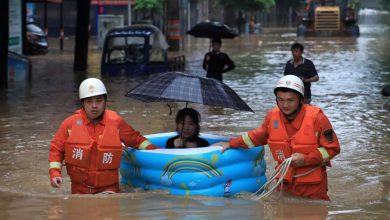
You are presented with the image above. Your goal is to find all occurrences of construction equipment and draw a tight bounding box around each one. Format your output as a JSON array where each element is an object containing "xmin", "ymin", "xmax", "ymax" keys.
[{"xmin": 297, "ymin": 0, "xmax": 360, "ymax": 37}]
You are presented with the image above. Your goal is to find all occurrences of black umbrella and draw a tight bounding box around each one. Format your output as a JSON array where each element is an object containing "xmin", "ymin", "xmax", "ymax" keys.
[
  {"xmin": 382, "ymin": 85, "xmax": 390, "ymax": 107},
  {"xmin": 382, "ymin": 85, "xmax": 390, "ymax": 97},
  {"xmin": 187, "ymin": 21, "xmax": 239, "ymax": 39},
  {"xmin": 125, "ymin": 71, "xmax": 253, "ymax": 112}
]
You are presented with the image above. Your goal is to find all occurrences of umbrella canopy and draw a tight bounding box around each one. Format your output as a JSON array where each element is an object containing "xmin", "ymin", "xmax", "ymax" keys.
[
  {"xmin": 125, "ymin": 72, "xmax": 253, "ymax": 112},
  {"xmin": 382, "ymin": 85, "xmax": 390, "ymax": 97},
  {"xmin": 187, "ymin": 21, "xmax": 239, "ymax": 39}
]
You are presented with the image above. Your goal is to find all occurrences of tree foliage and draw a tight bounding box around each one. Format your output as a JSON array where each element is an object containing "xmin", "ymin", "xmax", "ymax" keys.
[
  {"xmin": 381, "ymin": 0, "xmax": 390, "ymax": 11},
  {"xmin": 275, "ymin": 0, "xmax": 303, "ymax": 9},
  {"xmin": 134, "ymin": 0, "xmax": 163, "ymax": 14},
  {"xmin": 220, "ymin": 0, "xmax": 275, "ymax": 12}
]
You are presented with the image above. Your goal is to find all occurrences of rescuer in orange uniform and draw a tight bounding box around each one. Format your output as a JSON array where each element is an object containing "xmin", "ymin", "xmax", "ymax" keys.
[
  {"xmin": 214, "ymin": 75, "xmax": 340, "ymax": 200},
  {"xmin": 48, "ymin": 78, "xmax": 159, "ymax": 194}
]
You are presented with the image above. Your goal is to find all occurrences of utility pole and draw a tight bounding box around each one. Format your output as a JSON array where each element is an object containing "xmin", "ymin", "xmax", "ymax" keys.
[
  {"xmin": 0, "ymin": 0, "xmax": 9, "ymax": 88},
  {"xmin": 166, "ymin": 0, "xmax": 180, "ymax": 51},
  {"xmin": 22, "ymin": 0, "xmax": 27, "ymax": 55},
  {"xmin": 73, "ymin": 0, "xmax": 91, "ymax": 71},
  {"xmin": 59, "ymin": 2, "xmax": 64, "ymax": 51},
  {"xmin": 128, "ymin": 0, "xmax": 132, "ymax": 25}
]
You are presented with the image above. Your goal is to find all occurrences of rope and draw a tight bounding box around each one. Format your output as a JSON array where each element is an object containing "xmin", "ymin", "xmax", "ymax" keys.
[{"xmin": 250, "ymin": 157, "xmax": 292, "ymax": 201}]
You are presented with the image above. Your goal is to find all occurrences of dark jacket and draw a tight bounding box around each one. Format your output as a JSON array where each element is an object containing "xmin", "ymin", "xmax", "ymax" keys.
[
  {"xmin": 284, "ymin": 58, "xmax": 318, "ymax": 99},
  {"xmin": 203, "ymin": 51, "xmax": 235, "ymax": 81},
  {"xmin": 165, "ymin": 135, "xmax": 210, "ymax": 149}
]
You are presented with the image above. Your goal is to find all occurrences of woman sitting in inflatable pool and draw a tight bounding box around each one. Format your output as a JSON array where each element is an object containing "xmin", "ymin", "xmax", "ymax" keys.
[
  {"xmin": 166, "ymin": 108, "xmax": 209, "ymax": 149},
  {"xmin": 120, "ymin": 109, "xmax": 267, "ymax": 197}
]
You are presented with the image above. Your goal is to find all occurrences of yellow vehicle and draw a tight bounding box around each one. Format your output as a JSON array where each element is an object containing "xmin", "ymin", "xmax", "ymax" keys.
[{"xmin": 297, "ymin": 0, "xmax": 360, "ymax": 37}]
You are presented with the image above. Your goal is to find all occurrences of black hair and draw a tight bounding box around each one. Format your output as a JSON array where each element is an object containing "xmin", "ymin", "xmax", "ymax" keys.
[
  {"xmin": 291, "ymin": 42, "xmax": 304, "ymax": 52},
  {"xmin": 176, "ymin": 108, "xmax": 201, "ymax": 138},
  {"xmin": 80, "ymin": 94, "xmax": 107, "ymax": 103},
  {"xmin": 274, "ymin": 87, "xmax": 304, "ymax": 101},
  {"xmin": 212, "ymin": 38, "xmax": 222, "ymax": 44}
]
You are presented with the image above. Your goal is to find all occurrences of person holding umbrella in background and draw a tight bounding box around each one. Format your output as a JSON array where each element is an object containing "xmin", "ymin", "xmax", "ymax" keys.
[{"xmin": 202, "ymin": 38, "xmax": 236, "ymax": 82}]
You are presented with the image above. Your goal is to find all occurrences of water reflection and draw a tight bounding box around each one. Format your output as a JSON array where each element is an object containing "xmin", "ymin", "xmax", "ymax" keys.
[{"xmin": 2, "ymin": 192, "xmax": 331, "ymax": 220}]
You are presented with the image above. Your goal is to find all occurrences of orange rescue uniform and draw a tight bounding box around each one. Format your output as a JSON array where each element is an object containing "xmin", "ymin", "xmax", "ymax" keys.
[
  {"xmin": 229, "ymin": 104, "xmax": 340, "ymax": 200},
  {"xmin": 48, "ymin": 109, "xmax": 157, "ymax": 194}
]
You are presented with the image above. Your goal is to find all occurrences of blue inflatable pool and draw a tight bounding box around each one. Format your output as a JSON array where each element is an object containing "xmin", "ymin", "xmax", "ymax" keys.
[{"xmin": 120, "ymin": 132, "xmax": 267, "ymax": 197}]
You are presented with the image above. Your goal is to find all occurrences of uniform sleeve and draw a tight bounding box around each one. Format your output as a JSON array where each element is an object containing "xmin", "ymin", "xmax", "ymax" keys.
[
  {"xmin": 48, "ymin": 119, "xmax": 71, "ymax": 179},
  {"xmin": 118, "ymin": 117, "xmax": 159, "ymax": 150},
  {"xmin": 229, "ymin": 112, "xmax": 271, "ymax": 148},
  {"xmin": 304, "ymin": 111, "xmax": 340, "ymax": 166}
]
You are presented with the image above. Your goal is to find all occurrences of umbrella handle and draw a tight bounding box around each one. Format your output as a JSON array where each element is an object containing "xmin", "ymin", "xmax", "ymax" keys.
[
  {"xmin": 179, "ymin": 102, "xmax": 189, "ymax": 139},
  {"xmin": 167, "ymin": 103, "xmax": 172, "ymax": 115}
]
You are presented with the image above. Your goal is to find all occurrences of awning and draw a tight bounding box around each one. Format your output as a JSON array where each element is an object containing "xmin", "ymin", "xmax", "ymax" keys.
[
  {"xmin": 91, "ymin": 0, "xmax": 135, "ymax": 5},
  {"xmin": 26, "ymin": 0, "xmax": 63, "ymax": 3},
  {"xmin": 26, "ymin": 0, "xmax": 136, "ymax": 5}
]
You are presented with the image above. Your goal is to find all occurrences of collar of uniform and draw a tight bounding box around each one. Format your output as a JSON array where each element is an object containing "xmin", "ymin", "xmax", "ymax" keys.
[
  {"xmin": 78, "ymin": 108, "xmax": 106, "ymax": 126},
  {"xmin": 289, "ymin": 57, "xmax": 305, "ymax": 65},
  {"xmin": 279, "ymin": 105, "xmax": 306, "ymax": 129}
]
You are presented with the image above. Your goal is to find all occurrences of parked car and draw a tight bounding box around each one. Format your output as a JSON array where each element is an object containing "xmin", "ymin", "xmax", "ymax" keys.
[
  {"xmin": 101, "ymin": 24, "xmax": 185, "ymax": 75},
  {"xmin": 25, "ymin": 16, "xmax": 48, "ymax": 55}
]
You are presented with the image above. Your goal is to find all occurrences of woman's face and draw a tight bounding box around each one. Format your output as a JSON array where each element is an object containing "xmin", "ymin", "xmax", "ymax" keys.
[{"xmin": 177, "ymin": 115, "xmax": 197, "ymax": 139}]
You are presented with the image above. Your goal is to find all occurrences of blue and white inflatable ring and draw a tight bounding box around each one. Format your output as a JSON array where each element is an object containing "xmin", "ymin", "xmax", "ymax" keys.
[{"xmin": 120, "ymin": 132, "xmax": 267, "ymax": 197}]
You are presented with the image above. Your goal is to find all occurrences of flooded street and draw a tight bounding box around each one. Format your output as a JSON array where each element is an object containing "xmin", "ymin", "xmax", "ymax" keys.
[{"xmin": 1, "ymin": 13, "xmax": 389, "ymax": 219}]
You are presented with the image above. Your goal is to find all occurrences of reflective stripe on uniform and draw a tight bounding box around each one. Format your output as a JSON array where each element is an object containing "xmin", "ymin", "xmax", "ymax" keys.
[
  {"xmin": 138, "ymin": 140, "xmax": 152, "ymax": 150},
  {"xmin": 242, "ymin": 132, "xmax": 256, "ymax": 148},
  {"xmin": 49, "ymin": 162, "xmax": 62, "ymax": 170},
  {"xmin": 318, "ymin": 147, "xmax": 330, "ymax": 162}
]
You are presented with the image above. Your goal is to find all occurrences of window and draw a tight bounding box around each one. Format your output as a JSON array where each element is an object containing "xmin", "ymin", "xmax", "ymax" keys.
[{"xmin": 106, "ymin": 36, "xmax": 145, "ymax": 64}]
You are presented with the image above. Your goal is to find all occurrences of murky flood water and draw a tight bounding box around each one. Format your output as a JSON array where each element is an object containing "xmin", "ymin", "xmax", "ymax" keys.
[{"xmin": 1, "ymin": 13, "xmax": 389, "ymax": 219}]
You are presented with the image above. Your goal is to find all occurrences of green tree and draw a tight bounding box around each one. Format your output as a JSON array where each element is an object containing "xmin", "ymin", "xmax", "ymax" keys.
[
  {"xmin": 220, "ymin": 0, "xmax": 275, "ymax": 12},
  {"xmin": 134, "ymin": 0, "xmax": 163, "ymax": 21},
  {"xmin": 381, "ymin": 0, "xmax": 390, "ymax": 10}
]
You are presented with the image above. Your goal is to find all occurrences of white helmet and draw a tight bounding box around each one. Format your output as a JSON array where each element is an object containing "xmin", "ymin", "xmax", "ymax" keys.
[
  {"xmin": 274, "ymin": 75, "xmax": 304, "ymax": 98},
  {"xmin": 79, "ymin": 78, "xmax": 107, "ymax": 100}
]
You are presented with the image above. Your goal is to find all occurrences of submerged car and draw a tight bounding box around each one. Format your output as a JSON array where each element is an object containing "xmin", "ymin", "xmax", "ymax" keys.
[
  {"xmin": 25, "ymin": 22, "xmax": 48, "ymax": 55},
  {"xmin": 101, "ymin": 24, "xmax": 185, "ymax": 75}
]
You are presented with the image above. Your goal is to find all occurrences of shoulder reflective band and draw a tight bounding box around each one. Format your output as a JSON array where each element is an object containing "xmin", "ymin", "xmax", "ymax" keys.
[
  {"xmin": 242, "ymin": 132, "xmax": 255, "ymax": 148},
  {"xmin": 318, "ymin": 147, "xmax": 330, "ymax": 162},
  {"xmin": 138, "ymin": 140, "xmax": 152, "ymax": 150},
  {"xmin": 49, "ymin": 162, "xmax": 62, "ymax": 170}
]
